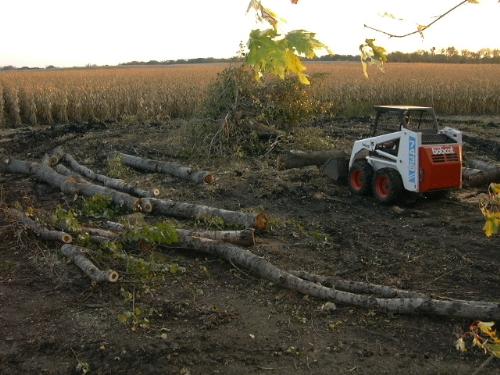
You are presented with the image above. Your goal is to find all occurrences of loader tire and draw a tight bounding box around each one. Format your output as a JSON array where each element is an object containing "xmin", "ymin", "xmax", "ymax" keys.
[
  {"xmin": 348, "ymin": 160, "xmax": 373, "ymax": 196},
  {"xmin": 372, "ymin": 168, "xmax": 403, "ymax": 204}
]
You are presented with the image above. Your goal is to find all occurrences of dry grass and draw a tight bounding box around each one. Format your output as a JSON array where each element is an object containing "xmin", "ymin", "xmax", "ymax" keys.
[{"xmin": 0, "ymin": 62, "xmax": 499, "ymax": 128}]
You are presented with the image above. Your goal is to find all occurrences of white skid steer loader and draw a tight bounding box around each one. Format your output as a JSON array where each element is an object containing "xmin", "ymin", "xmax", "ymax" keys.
[{"xmin": 348, "ymin": 105, "xmax": 463, "ymax": 204}]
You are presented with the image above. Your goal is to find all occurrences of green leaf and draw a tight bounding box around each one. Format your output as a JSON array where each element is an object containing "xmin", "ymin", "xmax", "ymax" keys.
[
  {"xmin": 285, "ymin": 30, "xmax": 331, "ymax": 59},
  {"xmin": 247, "ymin": 28, "xmax": 330, "ymax": 85}
]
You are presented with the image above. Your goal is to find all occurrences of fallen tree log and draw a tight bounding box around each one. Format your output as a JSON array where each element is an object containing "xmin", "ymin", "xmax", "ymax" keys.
[
  {"xmin": 62, "ymin": 153, "xmax": 159, "ymax": 198},
  {"xmin": 277, "ymin": 150, "xmax": 348, "ymax": 170},
  {"xmin": 115, "ymin": 152, "xmax": 215, "ymax": 184},
  {"xmin": 174, "ymin": 233, "xmax": 500, "ymax": 320},
  {"xmin": 468, "ymin": 159, "xmax": 498, "ymax": 172},
  {"xmin": 5, "ymin": 208, "xmax": 72, "ymax": 243},
  {"xmin": 291, "ymin": 270, "xmax": 496, "ymax": 307},
  {"xmin": 179, "ymin": 228, "xmax": 255, "ymax": 247},
  {"xmin": 61, "ymin": 244, "xmax": 119, "ymax": 282},
  {"xmin": 104, "ymin": 220, "xmax": 255, "ymax": 247},
  {"xmin": 41, "ymin": 146, "xmax": 65, "ymax": 167},
  {"xmin": 290, "ymin": 270, "xmax": 426, "ymax": 299},
  {"xmin": 463, "ymin": 167, "xmax": 500, "ymax": 187},
  {"xmin": 1, "ymin": 157, "xmax": 152, "ymax": 213},
  {"xmin": 150, "ymin": 198, "xmax": 267, "ymax": 230}
]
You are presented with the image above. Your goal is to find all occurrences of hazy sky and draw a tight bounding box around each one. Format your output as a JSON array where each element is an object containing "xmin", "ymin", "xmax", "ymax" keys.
[{"xmin": 1, "ymin": 0, "xmax": 499, "ymax": 67}]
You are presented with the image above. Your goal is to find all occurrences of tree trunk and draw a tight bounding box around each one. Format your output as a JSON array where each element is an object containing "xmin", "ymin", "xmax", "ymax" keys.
[
  {"xmin": 463, "ymin": 167, "xmax": 500, "ymax": 187},
  {"xmin": 116, "ymin": 152, "xmax": 215, "ymax": 184},
  {"xmin": 277, "ymin": 149, "xmax": 348, "ymax": 171},
  {"xmin": 174, "ymin": 233, "xmax": 500, "ymax": 320},
  {"xmin": 1, "ymin": 157, "xmax": 152, "ymax": 213},
  {"xmin": 5, "ymin": 208, "xmax": 72, "ymax": 243},
  {"xmin": 468, "ymin": 159, "xmax": 498, "ymax": 172},
  {"xmin": 61, "ymin": 244, "xmax": 119, "ymax": 282},
  {"xmin": 150, "ymin": 198, "xmax": 268, "ymax": 230},
  {"xmin": 63, "ymin": 153, "xmax": 159, "ymax": 198}
]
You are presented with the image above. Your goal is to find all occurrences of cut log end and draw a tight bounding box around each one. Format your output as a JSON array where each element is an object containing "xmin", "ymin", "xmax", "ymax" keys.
[
  {"xmin": 255, "ymin": 213, "xmax": 269, "ymax": 231},
  {"xmin": 62, "ymin": 234, "xmax": 73, "ymax": 244},
  {"xmin": 106, "ymin": 270, "xmax": 119, "ymax": 283},
  {"xmin": 138, "ymin": 199, "xmax": 153, "ymax": 213},
  {"xmin": 203, "ymin": 174, "xmax": 216, "ymax": 184}
]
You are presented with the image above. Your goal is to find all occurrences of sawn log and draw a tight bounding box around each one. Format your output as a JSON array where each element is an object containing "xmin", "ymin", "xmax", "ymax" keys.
[
  {"xmin": 115, "ymin": 152, "xmax": 215, "ymax": 184},
  {"xmin": 61, "ymin": 244, "xmax": 119, "ymax": 282},
  {"xmin": 5, "ymin": 208, "xmax": 72, "ymax": 243}
]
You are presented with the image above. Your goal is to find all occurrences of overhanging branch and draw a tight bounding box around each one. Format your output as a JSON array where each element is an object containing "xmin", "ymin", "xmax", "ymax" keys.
[{"xmin": 364, "ymin": 0, "xmax": 470, "ymax": 39}]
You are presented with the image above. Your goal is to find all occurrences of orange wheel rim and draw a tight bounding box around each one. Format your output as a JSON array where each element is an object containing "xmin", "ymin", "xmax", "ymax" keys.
[
  {"xmin": 376, "ymin": 175, "xmax": 390, "ymax": 198},
  {"xmin": 351, "ymin": 170, "xmax": 363, "ymax": 190}
]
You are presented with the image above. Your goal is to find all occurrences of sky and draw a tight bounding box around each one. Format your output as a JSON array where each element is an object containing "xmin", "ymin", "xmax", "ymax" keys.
[{"xmin": 1, "ymin": 0, "xmax": 499, "ymax": 67}]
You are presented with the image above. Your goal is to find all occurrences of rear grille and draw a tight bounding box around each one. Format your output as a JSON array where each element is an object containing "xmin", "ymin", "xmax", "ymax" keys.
[
  {"xmin": 432, "ymin": 153, "xmax": 459, "ymax": 163},
  {"xmin": 432, "ymin": 155, "xmax": 445, "ymax": 163}
]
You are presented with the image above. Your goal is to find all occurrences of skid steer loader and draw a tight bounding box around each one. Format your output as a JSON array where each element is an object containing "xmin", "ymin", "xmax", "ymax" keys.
[{"xmin": 348, "ymin": 105, "xmax": 463, "ymax": 204}]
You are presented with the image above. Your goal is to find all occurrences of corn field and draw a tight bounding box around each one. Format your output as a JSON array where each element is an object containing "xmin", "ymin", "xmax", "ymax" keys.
[
  {"xmin": 0, "ymin": 62, "xmax": 499, "ymax": 128},
  {"xmin": 308, "ymin": 63, "xmax": 500, "ymax": 116}
]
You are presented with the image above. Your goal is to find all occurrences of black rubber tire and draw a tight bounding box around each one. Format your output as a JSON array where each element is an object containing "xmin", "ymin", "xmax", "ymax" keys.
[
  {"xmin": 348, "ymin": 160, "xmax": 373, "ymax": 196},
  {"xmin": 372, "ymin": 168, "xmax": 403, "ymax": 204}
]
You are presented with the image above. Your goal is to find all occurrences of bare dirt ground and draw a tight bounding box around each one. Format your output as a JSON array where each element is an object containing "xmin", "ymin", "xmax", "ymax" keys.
[{"xmin": 0, "ymin": 118, "xmax": 499, "ymax": 375}]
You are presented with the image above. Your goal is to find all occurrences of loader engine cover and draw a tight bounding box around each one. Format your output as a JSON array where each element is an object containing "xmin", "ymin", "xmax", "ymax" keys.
[{"xmin": 419, "ymin": 144, "xmax": 462, "ymax": 192}]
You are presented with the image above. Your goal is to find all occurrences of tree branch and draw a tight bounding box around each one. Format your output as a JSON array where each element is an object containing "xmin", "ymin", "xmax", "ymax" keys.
[{"xmin": 364, "ymin": 0, "xmax": 470, "ymax": 39}]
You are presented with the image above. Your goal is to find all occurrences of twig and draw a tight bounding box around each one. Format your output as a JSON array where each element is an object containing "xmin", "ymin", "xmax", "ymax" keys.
[{"xmin": 364, "ymin": 0, "xmax": 469, "ymax": 39}]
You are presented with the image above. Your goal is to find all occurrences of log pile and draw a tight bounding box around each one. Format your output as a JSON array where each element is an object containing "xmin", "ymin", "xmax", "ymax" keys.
[{"xmin": 2, "ymin": 147, "xmax": 499, "ymax": 319}]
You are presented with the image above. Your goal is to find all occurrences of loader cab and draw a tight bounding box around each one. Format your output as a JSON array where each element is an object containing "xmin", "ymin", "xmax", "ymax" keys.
[{"xmin": 371, "ymin": 105, "xmax": 438, "ymax": 136}]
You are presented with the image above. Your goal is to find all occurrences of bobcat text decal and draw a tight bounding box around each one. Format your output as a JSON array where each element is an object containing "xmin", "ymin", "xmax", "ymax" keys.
[{"xmin": 432, "ymin": 146, "xmax": 455, "ymax": 155}]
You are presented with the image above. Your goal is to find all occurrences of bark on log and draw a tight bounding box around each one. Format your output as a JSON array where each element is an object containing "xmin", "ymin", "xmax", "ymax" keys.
[
  {"xmin": 1, "ymin": 157, "xmax": 152, "ymax": 213},
  {"xmin": 290, "ymin": 270, "xmax": 426, "ymax": 298},
  {"xmin": 81, "ymin": 226, "xmax": 119, "ymax": 239},
  {"xmin": 277, "ymin": 150, "xmax": 348, "ymax": 170},
  {"xmin": 174, "ymin": 233, "xmax": 500, "ymax": 320},
  {"xmin": 46, "ymin": 146, "xmax": 64, "ymax": 167},
  {"xmin": 5, "ymin": 208, "xmax": 72, "ymax": 243},
  {"xmin": 468, "ymin": 159, "xmax": 498, "ymax": 172},
  {"xmin": 116, "ymin": 152, "xmax": 215, "ymax": 184},
  {"xmin": 53, "ymin": 163, "xmax": 88, "ymax": 181},
  {"xmin": 463, "ymin": 167, "xmax": 500, "ymax": 187},
  {"xmin": 104, "ymin": 220, "xmax": 255, "ymax": 246},
  {"xmin": 150, "ymin": 198, "xmax": 267, "ymax": 230},
  {"xmin": 291, "ymin": 270, "xmax": 496, "ymax": 307},
  {"xmin": 63, "ymin": 153, "xmax": 159, "ymax": 198},
  {"xmin": 61, "ymin": 244, "xmax": 119, "ymax": 282},
  {"xmin": 178, "ymin": 228, "xmax": 255, "ymax": 247}
]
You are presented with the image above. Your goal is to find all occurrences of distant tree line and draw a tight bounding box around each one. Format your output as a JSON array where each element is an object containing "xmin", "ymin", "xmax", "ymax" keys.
[{"xmin": 2, "ymin": 47, "xmax": 499, "ymax": 71}]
